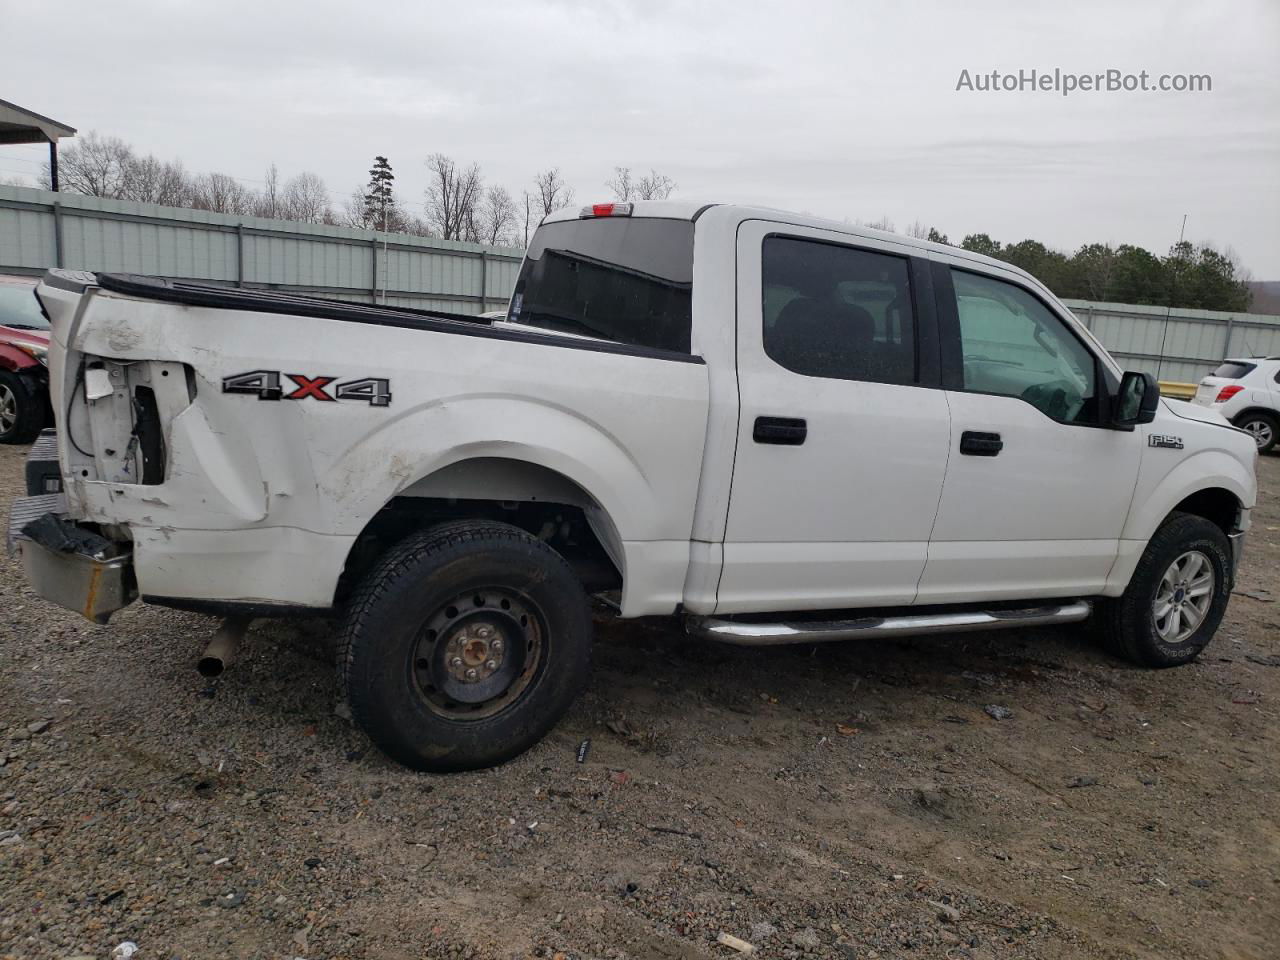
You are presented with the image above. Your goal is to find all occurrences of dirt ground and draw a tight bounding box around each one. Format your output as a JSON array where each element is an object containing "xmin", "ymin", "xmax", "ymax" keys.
[{"xmin": 0, "ymin": 444, "xmax": 1277, "ymax": 960}]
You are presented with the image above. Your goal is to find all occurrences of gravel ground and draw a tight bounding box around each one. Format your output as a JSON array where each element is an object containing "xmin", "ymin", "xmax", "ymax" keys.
[{"xmin": 1, "ymin": 444, "xmax": 1277, "ymax": 960}]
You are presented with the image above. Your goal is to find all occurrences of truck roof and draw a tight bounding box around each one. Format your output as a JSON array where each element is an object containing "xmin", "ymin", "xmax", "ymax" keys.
[{"xmin": 542, "ymin": 200, "xmax": 1035, "ymax": 283}]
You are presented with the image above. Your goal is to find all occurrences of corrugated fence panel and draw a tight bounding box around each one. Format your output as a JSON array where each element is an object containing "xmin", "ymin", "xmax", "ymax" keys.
[
  {"xmin": 0, "ymin": 202, "xmax": 55, "ymax": 269},
  {"xmin": 1066, "ymin": 299, "xmax": 1280, "ymax": 383},
  {"xmin": 0, "ymin": 184, "xmax": 522, "ymax": 312}
]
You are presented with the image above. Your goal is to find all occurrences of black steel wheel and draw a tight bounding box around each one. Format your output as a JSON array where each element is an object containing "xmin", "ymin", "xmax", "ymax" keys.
[{"xmin": 338, "ymin": 520, "xmax": 591, "ymax": 771}]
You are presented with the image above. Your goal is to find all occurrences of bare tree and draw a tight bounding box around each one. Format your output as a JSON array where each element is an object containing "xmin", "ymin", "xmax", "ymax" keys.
[
  {"xmin": 904, "ymin": 220, "xmax": 930, "ymax": 240},
  {"xmin": 606, "ymin": 166, "xmax": 635, "ymax": 201},
  {"xmin": 257, "ymin": 163, "xmax": 283, "ymax": 219},
  {"xmin": 607, "ymin": 167, "xmax": 676, "ymax": 201},
  {"xmin": 122, "ymin": 155, "xmax": 192, "ymax": 206},
  {"xmin": 281, "ymin": 171, "xmax": 331, "ymax": 223},
  {"xmin": 42, "ymin": 131, "xmax": 134, "ymax": 197},
  {"xmin": 191, "ymin": 172, "xmax": 258, "ymax": 215},
  {"xmin": 475, "ymin": 185, "xmax": 518, "ymax": 246},
  {"xmin": 533, "ymin": 167, "xmax": 574, "ymax": 216},
  {"xmin": 425, "ymin": 153, "xmax": 483, "ymax": 240},
  {"xmin": 636, "ymin": 169, "xmax": 675, "ymax": 200},
  {"xmin": 866, "ymin": 216, "xmax": 896, "ymax": 233}
]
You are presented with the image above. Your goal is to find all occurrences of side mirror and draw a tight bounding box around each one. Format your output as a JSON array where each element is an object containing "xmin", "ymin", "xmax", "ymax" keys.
[{"xmin": 1114, "ymin": 371, "xmax": 1160, "ymax": 427}]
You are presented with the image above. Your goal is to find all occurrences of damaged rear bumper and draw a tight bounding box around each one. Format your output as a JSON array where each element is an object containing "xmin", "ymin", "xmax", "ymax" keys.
[{"xmin": 8, "ymin": 493, "xmax": 137, "ymax": 624}]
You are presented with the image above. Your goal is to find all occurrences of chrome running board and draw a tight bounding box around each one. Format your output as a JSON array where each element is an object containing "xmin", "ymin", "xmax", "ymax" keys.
[{"xmin": 685, "ymin": 601, "xmax": 1092, "ymax": 647}]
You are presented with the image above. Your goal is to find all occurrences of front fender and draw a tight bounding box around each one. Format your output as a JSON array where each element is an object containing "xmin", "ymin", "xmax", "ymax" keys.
[
  {"xmin": 0, "ymin": 343, "xmax": 42, "ymax": 372},
  {"xmin": 1121, "ymin": 447, "xmax": 1256, "ymax": 543}
]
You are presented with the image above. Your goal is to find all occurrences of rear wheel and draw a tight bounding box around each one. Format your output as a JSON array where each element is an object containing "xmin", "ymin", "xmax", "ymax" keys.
[
  {"xmin": 0, "ymin": 370, "xmax": 44, "ymax": 444},
  {"xmin": 1233, "ymin": 411, "xmax": 1278, "ymax": 453},
  {"xmin": 1095, "ymin": 512, "xmax": 1232, "ymax": 667},
  {"xmin": 337, "ymin": 520, "xmax": 591, "ymax": 771}
]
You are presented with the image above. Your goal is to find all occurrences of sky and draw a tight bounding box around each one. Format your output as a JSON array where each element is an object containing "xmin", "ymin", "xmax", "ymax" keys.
[{"xmin": 3, "ymin": 0, "xmax": 1278, "ymax": 276}]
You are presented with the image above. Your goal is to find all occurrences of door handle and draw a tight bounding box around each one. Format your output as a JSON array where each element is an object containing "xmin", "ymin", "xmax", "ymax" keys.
[
  {"xmin": 960, "ymin": 431, "xmax": 1003, "ymax": 456},
  {"xmin": 754, "ymin": 416, "xmax": 807, "ymax": 445}
]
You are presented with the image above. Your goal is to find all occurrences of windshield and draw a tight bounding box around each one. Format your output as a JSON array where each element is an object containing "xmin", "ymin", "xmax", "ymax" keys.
[
  {"xmin": 509, "ymin": 217, "xmax": 694, "ymax": 354},
  {"xmin": 0, "ymin": 282, "xmax": 49, "ymax": 331}
]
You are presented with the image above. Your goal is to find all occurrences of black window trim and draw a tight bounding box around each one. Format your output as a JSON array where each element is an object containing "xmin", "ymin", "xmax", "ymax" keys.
[
  {"xmin": 758, "ymin": 231, "xmax": 942, "ymax": 389},
  {"xmin": 933, "ymin": 262, "xmax": 1120, "ymax": 429}
]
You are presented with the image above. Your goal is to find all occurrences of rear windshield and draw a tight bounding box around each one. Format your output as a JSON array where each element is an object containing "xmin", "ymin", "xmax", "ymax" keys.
[
  {"xmin": 1212, "ymin": 361, "xmax": 1256, "ymax": 379},
  {"xmin": 509, "ymin": 217, "xmax": 693, "ymax": 354}
]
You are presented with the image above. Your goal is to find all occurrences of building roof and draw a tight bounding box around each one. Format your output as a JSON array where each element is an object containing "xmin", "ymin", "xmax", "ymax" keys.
[{"xmin": 0, "ymin": 99, "xmax": 76, "ymax": 145}]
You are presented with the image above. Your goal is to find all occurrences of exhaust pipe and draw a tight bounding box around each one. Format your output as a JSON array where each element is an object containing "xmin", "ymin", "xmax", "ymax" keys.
[{"xmin": 198, "ymin": 616, "xmax": 251, "ymax": 677}]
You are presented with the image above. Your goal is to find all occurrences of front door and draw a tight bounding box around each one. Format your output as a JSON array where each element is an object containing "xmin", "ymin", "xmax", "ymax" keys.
[
  {"xmin": 917, "ymin": 263, "xmax": 1143, "ymax": 604},
  {"xmin": 717, "ymin": 221, "xmax": 952, "ymax": 614}
]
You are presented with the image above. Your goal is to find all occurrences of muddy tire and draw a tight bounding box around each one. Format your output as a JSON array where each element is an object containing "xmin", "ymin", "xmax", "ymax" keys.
[
  {"xmin": 0, "ymin": 370, "xmax": 44, "ymax": 444},
  {"xmin": 1095, "ymin": 512, "xmax": 1232, "ymax": 668},
  {"xmin": 337, "ymin": 520, "xmax": 591, "ymax": 772}
]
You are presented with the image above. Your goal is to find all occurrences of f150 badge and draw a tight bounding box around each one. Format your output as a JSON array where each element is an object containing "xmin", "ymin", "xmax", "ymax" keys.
[
  {"xmin": 1148, "ymin": 434, "xmax": 1183, "ymax": 449},
  {"xmin": 222, "ymin": 370, "xmax": 391, "ymax": 407}
]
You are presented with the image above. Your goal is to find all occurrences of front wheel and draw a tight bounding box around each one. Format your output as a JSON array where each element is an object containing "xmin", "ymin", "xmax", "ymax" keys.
[
  {"xmin": 1233, "ymin": 411, "xmax": 1278, "ymax": 454},
  {"xmin": 1095, "ymin": 512, "xmax": 1232, "ymax": 667},
  {"xmin": 337, "ymin": 520, "xmax": 591, "ymax": 772}
]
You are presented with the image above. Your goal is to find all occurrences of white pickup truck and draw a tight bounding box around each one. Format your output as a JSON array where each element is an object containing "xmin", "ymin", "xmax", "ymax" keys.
[{"xmin": 12, "ymin": 201, "xmax": 1257, "ymax": 771}]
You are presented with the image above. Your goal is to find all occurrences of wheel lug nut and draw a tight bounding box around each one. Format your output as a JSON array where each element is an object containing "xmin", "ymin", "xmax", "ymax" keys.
[
  {"xmin": 465, "ymin": 668, "xmax": 478, "ymax": 680},
  {"xmin": 450, "ymin": 657, "xmax": 463, "ymax": 668},
  {"xmin": 485, "ymin": 660, "xmax": 497, "ymax": 670},
  {"xmin": 491, "ymin": 640, "xmax": 504, "ymax": 652}
]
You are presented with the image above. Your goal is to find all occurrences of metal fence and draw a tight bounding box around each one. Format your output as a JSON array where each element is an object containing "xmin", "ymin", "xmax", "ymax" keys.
[
  {"xmin": 1065, "ymin": 299, "xmax": 1280, "ymax": 384},
  {"xmin": 0, "ymin": 184, "xmax": 522, "ymax": 314},
  {"xmin": 2, "ymin": 183, "xmax": 1278, "ymax": 382}
]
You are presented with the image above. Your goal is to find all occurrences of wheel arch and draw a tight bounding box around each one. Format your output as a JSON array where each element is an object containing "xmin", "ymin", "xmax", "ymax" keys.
[
  {"xmin": 1230, "ymin": 406, "xmax": 1279, "ymax": 426},
  {"xmin": 336, "ymin": 455, "xmax": 627, "ymax": 607}
]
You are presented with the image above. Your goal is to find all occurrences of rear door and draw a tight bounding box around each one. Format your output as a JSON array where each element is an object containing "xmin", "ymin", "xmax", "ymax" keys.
[{"xmin": 716, "ymin": 222, "xmax": 951, "ymax": 613}]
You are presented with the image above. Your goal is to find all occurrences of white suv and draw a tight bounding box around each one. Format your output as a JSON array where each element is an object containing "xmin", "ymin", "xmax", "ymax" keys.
[{"xmin": 1192, "ymin": 357, "xmax": 1280, "ymax": 453}]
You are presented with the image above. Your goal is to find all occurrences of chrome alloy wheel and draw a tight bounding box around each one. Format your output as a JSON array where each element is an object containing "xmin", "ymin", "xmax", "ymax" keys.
[
  {"xmin": 0, "ymin": 383, "xmax": 17, "ymax": 434},
  {"xmin": 1153, "ymin": 550, "xmax": 1214, "ymax": 643},
  {"xmin": 1241, "ymin": 418, "xmax": 1274, "ymax": 449}
]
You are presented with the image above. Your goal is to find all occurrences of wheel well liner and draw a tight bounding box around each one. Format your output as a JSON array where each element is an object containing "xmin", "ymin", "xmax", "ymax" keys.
[
  {"xmin": 338, "ymin": 458, "xmax": 625, "ymax": 604},
  {"xmin": 1170, "ymin": 487, "xmax": 1241, "ymax": 534}
]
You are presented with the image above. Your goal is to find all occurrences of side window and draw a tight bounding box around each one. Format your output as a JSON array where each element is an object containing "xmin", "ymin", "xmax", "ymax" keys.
[
  {"xmin": 951, "ymin": 270, "xmax": 1099, "ymax": 424},
  {"xmin": 762, "ymin": 236, "xmax": 916, "ymax": 385}
]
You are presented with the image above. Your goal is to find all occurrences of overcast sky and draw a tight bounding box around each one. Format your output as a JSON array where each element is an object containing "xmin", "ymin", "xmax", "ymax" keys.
[{"xmin": 4, "ymin": 0, "xmax": 1278, "ymax": 275}]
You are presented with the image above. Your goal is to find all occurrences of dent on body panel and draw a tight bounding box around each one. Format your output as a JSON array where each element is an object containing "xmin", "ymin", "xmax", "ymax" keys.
[{"xmin": 321, "ymin": 393, "xmax": 662, "ymax": 540}]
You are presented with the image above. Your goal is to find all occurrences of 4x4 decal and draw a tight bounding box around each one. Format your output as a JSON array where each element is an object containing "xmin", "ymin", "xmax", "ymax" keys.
[{"xmin": 222, "ymin": 370, "xmax": 391, "ymax": 407}]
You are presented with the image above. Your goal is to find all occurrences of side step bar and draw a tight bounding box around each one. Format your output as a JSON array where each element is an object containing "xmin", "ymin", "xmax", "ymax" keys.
[{"xmin": 685, "ymin": 601, "xmax": 1092, "ymax": 646}]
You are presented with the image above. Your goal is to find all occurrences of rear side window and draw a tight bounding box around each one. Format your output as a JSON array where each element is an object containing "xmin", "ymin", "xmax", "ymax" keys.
[
  {"xmin": 509, "ymin": 218, "xmax": 693, "ymax": 354},
  {"xmin": 761, "ymin": 236, "xmax": 917, "ymax": 385},
  {"xmin": 1212, "ymin": 361, "xmax": 1257, "ymax": 379}
]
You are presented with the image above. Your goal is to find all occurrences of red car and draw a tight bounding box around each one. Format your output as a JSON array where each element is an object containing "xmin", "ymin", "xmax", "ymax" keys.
[{"xmin": 0, "ymin": 274, "xmax": 52, "ymax": 443}]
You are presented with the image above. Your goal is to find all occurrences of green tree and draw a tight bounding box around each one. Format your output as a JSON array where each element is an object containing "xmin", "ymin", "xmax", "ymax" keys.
[
  {"xmin": 960, "ymin": 233, "xmax": 1002, "ymax": 258},
  {"xmin": 926, "ymin": 227, "xmax": 949, "ymax": 245},
  {"xmin": 363, "ymin": 156, "xmax": 396, "ymax": 228}
]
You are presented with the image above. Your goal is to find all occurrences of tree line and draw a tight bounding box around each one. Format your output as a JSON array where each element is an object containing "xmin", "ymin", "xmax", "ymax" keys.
[
  {"xmin": 38, "ymin": 132, "xmax": 676, "ymax": 249},
  {"xmin": 889, "ymin": 220, "xmax": 1251, "ymax": 313}
]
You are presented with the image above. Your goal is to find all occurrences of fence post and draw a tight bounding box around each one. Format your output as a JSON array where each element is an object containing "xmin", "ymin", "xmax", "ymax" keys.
[
  {"xmin": 236, "ymin": 223, "xmax": 245, "ymax": 287},
  {"xmin": 1081, "ymin": 306, "xmax": 1093, "ymax": 331},
  {"xmin": 479, "ymin": 250, "xmax": 488, "ymax": 311},
  {"xmin": 1223, "ymin": 315, "xmax": 1234, "ymax": 359},
  {"xmin": 52, "ymin": 200, "xmax": 64, "ymax": 268},
  {"xmin": 370, "ymin": 237, "xmax": 379, "ymax": 304}
]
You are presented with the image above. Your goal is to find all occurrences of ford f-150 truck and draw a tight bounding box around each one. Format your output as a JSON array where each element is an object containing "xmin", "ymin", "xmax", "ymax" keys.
[{"xmin": 11, "ymin": 201, "xmax": 1257, "ymax": 771}]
